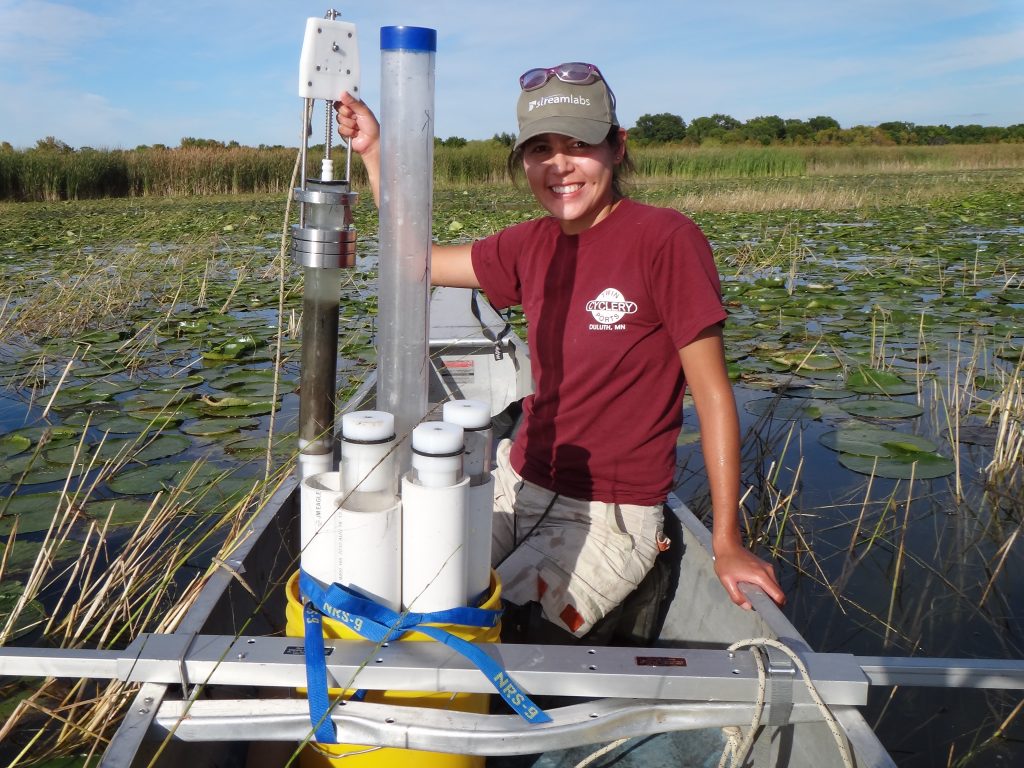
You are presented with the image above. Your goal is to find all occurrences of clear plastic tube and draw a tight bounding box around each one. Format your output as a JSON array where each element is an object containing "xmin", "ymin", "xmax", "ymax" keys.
[{"xmin": 376, "ymin": 26, "xmax": 436, "ymax": 464}]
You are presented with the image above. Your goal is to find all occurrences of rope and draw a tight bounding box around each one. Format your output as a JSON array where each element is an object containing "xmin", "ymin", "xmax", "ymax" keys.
[
  {"xmin": 718, "ymin": 637, "xmax": 854, "ymax": 768},
  {"xmin": 573, "ymin": 737, "xmax": 629, "ymax": 768},
  {"xmin": 718, "ymin": 642, "xmax": 768, "ymax": 768}
]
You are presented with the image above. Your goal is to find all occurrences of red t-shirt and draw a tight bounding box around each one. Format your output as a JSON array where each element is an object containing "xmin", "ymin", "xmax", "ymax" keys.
[{"xmin": 470, "ymin": 198, "xmax": 726, "ymax": 505}]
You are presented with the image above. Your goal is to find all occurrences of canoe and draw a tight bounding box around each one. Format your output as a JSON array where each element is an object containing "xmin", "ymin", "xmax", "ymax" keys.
[{"xmin": 92, "ymin": 286, "xmax": 895, "ymax": 767}]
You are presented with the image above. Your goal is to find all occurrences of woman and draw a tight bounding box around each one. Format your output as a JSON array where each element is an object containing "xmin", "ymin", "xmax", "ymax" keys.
[{"xmin": 336, "ymin": 62, "xmax": 784, "ymax": 639}]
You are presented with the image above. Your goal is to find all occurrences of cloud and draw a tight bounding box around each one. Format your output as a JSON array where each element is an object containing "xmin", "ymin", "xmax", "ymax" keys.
[
  {"xmin": 912, "ymin": 25, "xmax": 1024, "ymax": 76},
  {"xmin": 0, "ymin": 1, "xmax": 109, "ymax": 64}
]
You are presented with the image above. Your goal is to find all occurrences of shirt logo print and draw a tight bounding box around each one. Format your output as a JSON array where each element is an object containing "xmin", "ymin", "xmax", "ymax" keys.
[{"xmin": 585, "ymin": 288, "xmax": 638, "ymax": 326}]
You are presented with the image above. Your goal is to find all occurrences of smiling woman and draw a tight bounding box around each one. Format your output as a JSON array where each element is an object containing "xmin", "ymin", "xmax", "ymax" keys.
[{"xmin": 336, "ymin": 61, "xmax": 785, "ymax": 642}]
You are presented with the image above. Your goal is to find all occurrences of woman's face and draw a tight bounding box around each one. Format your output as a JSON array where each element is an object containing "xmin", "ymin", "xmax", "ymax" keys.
[{"xmin": 521, "ymin": 131, "xmax": 624, "ymax": 235}]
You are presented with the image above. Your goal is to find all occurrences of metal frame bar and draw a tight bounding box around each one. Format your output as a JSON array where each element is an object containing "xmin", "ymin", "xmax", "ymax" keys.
[
  {"xmin": 150, "ymin": 696, "xmax": 842, "ymax": 754},
  {"xmin": 0, "ymin": 636, "xmax": 871, "ymax": 706}
]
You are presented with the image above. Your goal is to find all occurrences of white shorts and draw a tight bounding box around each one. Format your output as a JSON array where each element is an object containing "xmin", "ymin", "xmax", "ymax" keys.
[{"xmin": 491, "ymin": 439, "xmax": 664, "ymax": 637}]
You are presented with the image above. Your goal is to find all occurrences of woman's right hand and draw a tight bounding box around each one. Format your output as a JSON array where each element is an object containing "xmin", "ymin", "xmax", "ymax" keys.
[
  {"xmin": 335, "ymin": 91, "xmax": 381, "ymax": 204},
  {"xmin": 335, "ymin": 91, "xmax": 379, "ymax": 155}
]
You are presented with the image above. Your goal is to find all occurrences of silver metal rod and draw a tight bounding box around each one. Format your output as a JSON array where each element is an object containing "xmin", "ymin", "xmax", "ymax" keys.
[
  {"xmin": 324, "ymin": 99, "xmax": 332, "ymax": 160},
  {"xmin": 299, "ymin": 98, "xmax": 312, "ymax": 227},
  {"xmin": 858, "ymin": 655, "xmax": 1024, "ymax": 690}
]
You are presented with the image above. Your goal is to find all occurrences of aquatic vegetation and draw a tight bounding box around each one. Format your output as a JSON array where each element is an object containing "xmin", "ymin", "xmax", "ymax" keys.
[{"xmin": 0, "ymin": 170, "xmax": 1021, "ymax": 766}]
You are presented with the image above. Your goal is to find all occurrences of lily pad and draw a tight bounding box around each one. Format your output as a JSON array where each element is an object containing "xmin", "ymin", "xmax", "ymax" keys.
[
  {"xmin": 199, "ymin": 401, "xmax": 276, "ymax": 418},
  {"xmin": 784, "ymin": 386, "xmax": 855, "ymax": 400},
  {"xmin": 191, "ymin": 476, "xmax": 263, "ymax": 512},
  {"xmin": 203, "ymin": 335, "xmax": 260, "ymax": 361},
  {"xmin": 223, "ymin": 434, "xmax": 295, "ymax": 459},
  {"xmin": 76, "ymin": 330, "xmax": 123, "ymax": 345},
  {"xmin": 837, "ymin": 450, "xmax": 956, "ymax": 480},
  {"xmin": 62, "ymin": 408, "xmax": 120, "ymax": 427},
  {"xmin": 130, "ymin": 434, "xmax": 192, "ymax": 462},
  {"xmin": 97, "ymin": 414, "xmax": 180, "ymax": 433},
  {"xmin": 239, "ymin": 381, "xmax": 291, "ymax": 397},
  {"xmin": 839, "ymin": 400, "xmax": 923, "ymax": 419},
  {"xmin": 770, "ymin": 351, "xmax": 841, "ymax": 372},
  {"xmin": 846, "ymin": 367, "xmax": 918, "ymax": 396},
  {"xmin": 0, "ymin": 491, "xmax": 66, "ymax": 534},
  {"xmin": 139, "ymin": 374, "xmax": 204, "ymax": 391},
  {"xmin": 2, "ymin": 460, "xmax": 90, "ymax": 486},
  {"xmin": 676, "ymin": 427, "xmax": 701, "ymax": 446},
  {"xmin": 45, "ymin": 385, "xmax": 111, "ymax": 409},
  {"xmin": 205, "ymin": 368, "xmax": 283, "ymax": 388},
  {"xmin": 745, "ymin": 397, "xmax": 822, "ymax": 421},
  {"xmin": 50, "ymin": 434, "xmax": 191, "ymax": 464},
  {"xmin": 106, "ymin": 461, "xmax": 222, "ymax": 495},
  {"xmin": 122, "ymin": 391, "xmax": 194, "ymax": 411},
  {"xmin": 84, "ymin": 497, "xmax": 160, "ymax": 526},
  {"xmin": 181, "ymin": 417, "xmax": 259, "ymax": 436},
  {"xmin": 0, "ymin": 434, "xmax": 31, "ymax": 459},
  {"xmin": 2, "ymin": 540, "xmax": 81, "ymax": 574},
  {"xmin": 0, "ymin": 583, "xmax": 47, "ymax": 641},
  {"xmin": 820, "ymin": 424, "xmax": 937, "ymax": 457}
]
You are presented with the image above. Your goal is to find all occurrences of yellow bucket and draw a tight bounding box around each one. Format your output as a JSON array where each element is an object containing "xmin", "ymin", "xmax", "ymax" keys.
[{"xmin": 285, "ymin": 570, "xmax": 502, "ymax": 768}]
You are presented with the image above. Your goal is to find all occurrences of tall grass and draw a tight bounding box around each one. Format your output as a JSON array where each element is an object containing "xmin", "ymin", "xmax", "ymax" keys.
[
  {"xmin": 633, "ymin": 146, "xmax": 807, "ymax": 179},
  {"xmin": 5, "ymin": 142, "xmax": 1024, "ymax": 201}
]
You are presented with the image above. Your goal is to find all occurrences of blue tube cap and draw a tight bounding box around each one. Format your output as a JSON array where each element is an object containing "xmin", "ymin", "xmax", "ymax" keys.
[{"xmin": 380, "ymin": 26, "xmax": 436, "ymax": 52}]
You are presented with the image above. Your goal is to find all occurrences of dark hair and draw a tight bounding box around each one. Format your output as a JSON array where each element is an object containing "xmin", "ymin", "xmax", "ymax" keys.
[{"xmin": 506, "ymin": 126, "xmax": 634, "ymax": 199}]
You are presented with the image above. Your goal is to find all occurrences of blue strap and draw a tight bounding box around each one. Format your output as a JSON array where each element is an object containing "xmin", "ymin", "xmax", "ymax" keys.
[
  {"xmin": 299, "ymin": 570, "xmax": 552, "ymax": 728},
  {"xmin": 302, "ymin": 602, "xmax": 338, "ymax": 743}
]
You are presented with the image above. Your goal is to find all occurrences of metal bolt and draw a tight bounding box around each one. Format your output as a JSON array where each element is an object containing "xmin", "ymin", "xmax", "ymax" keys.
[
  {"xmin": 237, "ymin": 652, "xmax": 247, "ymax": 659},
  {"xmin": 138, "ymin": 707, "xmax": 149, "ymax": 715}
]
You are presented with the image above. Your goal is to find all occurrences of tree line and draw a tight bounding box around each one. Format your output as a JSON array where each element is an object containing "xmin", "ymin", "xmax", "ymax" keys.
[
  {"xmin": 6, "ymin": 112, "xmax": 1023, "ymax": 158},
  {"xmin": 621, "ymin": 113, "xmax": 1024, "ymax": 146}
]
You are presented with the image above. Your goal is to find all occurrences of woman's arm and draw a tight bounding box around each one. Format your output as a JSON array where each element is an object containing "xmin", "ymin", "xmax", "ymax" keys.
[
  {"xmin": 678, "ymin": 324, "xmax": 785, "ymax": 609},
  {"xmin": 335, "ymin": 91, "xmax": 479, "ymax": 289}
]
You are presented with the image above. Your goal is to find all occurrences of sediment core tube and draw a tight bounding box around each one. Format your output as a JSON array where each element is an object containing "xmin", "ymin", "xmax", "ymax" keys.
[{"xmin": 297, "ymin": 264, "xmax": 341, "ymax": 478}]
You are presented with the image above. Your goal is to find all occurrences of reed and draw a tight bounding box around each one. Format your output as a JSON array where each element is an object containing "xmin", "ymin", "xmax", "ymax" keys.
[
  {"xmin": 986, "ymin": 358, "xmax": 1024, "ymax": 479},
  {"xmin": 0, "ymin": 445, "xmax": 293, "ymax": 761},
  {"xmin": 5, "ymin": 142, "xmax": 1024, "ymax": 201}
]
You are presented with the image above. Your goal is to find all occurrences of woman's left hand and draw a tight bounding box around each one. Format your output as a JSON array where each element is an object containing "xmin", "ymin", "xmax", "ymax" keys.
[{"xmin": 713, "ymin": 540, "xmax": 786, "ymax": 610}]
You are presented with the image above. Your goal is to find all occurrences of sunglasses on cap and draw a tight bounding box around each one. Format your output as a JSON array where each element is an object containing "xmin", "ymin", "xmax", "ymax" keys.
[{"xmin": 519, "ymin": 62, "xmax": 605, "ymax": 91}]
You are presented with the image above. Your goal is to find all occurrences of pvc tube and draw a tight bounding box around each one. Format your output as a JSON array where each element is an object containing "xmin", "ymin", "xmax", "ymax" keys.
[
  {"xmin": 297, "ymin": 449, "xmax": 334, "ymax": 482},
  {"xmin": 338, "ymin": 492, "xmax": 402, "ymax": 610},
  {"xmin": 465, "ymin": 477, "xmax": 495, "ymax": 605},
  {"xmin": 376, "ymin": 26, "xmax": 437, "ymax": 471},
  {"xmin": 441, "ymin": 400, "xmax": 494, "ymax": 603},
  {"xmin": 442, "ymin": 399, "xmax": 493, "ymax": 480},
  {"xmin": 300, "ymin": 471, "xmax": 345, "ymax": 586},
  {"xmin": 401, "ymin": 474, "xmax": 470, "ymax": 612},
  {"xmin": 411, "ymin": 422, "xmax": 464, "ymax": 488},
  {"xmin": 341, "ymin": 410, "xmax": 397, "ymax": 495}
]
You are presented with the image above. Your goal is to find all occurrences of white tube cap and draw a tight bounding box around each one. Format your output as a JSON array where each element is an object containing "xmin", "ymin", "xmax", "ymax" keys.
[
  {"xmin": 412, "ymin": 421, "xmax": 463, "ymax": 456},
  {"xmin": 342, "ymin": 411, "xmax": 396, "ymax": 443},
  {"xmin": 442, "ymin": 399, "xmax": 491, "ymax": 430}
]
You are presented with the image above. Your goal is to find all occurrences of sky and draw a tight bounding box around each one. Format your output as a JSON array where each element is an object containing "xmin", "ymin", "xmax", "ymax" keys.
[{"xmin": 1, "ymin": 0, "xmax": 1022, "ymax": 150}]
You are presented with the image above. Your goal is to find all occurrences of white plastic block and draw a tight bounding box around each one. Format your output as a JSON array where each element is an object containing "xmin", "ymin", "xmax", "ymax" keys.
[{"xmin": 298, "ymin": 17, "xmax": 360, "ymax": 100}]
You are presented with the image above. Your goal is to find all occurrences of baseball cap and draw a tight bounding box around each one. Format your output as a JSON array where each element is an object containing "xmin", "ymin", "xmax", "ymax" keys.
[{"xmin": 514, "ymin": 76, "xmax": 619, "ymax": 150}]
